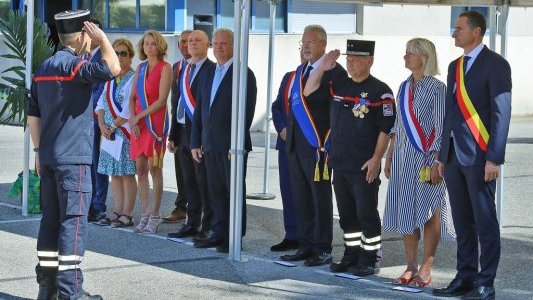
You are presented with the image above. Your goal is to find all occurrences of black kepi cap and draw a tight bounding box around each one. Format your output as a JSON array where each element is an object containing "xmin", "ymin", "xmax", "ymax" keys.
[
  {"xmin": 343, "ymin": 40, "xmax": 375, "ymax": 56},
  {"xmin": 54, "ymin": 10, "xmax": 90, "ymax": 34}
]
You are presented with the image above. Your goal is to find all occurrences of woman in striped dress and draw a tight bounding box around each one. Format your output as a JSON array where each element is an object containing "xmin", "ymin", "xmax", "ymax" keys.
[{"xmin": 383, "ymin": 38, "xmax": 455, "ymax": 288}]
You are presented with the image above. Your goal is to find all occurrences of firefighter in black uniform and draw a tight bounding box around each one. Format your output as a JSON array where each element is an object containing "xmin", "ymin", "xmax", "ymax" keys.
[
  {"xmin": 27, "ymin": 10, "xmax": 120, "ymax": 300},
  {"xmin": 304, "ymin": 40, "xmax": 396, "ymax": 276}
]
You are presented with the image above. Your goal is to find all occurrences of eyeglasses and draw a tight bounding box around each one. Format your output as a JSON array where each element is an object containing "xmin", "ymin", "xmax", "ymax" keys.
[
  {"xmin": 115, "ymin": 51, "xmax": 128, "ymax": 57},
  {"xmin": 299, "ymin": 40, "xmax": 318, "ymax": 47}
]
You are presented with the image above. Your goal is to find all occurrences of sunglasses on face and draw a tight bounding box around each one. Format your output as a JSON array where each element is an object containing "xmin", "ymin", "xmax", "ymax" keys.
[{"xmin": 115, "ymin": 51, "xmax": 128, "ymax": 57}]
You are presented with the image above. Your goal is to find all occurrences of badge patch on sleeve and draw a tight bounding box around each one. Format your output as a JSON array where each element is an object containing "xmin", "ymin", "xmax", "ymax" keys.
[{"xmin": 383, "ymin": 103, "xmax": 394, "ymax": 116}]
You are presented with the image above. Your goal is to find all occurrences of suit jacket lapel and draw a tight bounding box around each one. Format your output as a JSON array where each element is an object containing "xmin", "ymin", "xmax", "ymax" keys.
[
  {"xmin": 213, "ymin": 64, "xmax": 233, "ymax": 105},
  {"xmin": 465, "ymin": 45, "xmax": 487, "ymax": 81}
]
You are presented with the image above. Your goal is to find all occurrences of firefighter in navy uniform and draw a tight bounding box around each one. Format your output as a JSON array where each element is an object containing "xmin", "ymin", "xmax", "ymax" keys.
[
  {"xmin": 304, "ymin": 40, "xmax": 396, "ymax": 276},
  {"xmin": 27, "ymin": 10, "xmax": 120, "ymax": 300}
]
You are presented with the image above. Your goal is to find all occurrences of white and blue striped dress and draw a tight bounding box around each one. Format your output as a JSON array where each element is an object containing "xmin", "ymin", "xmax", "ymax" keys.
[{"xmin": 383, "ymin": 75, "xmax": 455, "ymax": 241}]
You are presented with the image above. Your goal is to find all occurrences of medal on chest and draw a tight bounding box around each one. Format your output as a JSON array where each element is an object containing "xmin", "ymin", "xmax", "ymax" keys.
[{"xmin": 352, "ymin": 92, "xmax": 370, "ymax": 118}]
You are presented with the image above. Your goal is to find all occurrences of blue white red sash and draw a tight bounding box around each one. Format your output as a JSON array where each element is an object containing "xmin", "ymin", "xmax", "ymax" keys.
[
  {"xmin": 290, "ymin": 63, "xmax": 330, "ymax": 181},
  {"xmin": 283, "ymin": 71, "xmax": 296, "ymax": 116},
  {"xmin": 398, "ymin": 79, "xmax": 435, "ymax": 157},
  {"xmin": 105, "ymin": 78, "xmax": 131, "ymax": 139},
  {"xmin": 136, "ymin": 61, "xmax": 169, "ymax": 168},
  {"xmin": 179, "ymin": 63, "xmax": 196, "ymax": 120}
]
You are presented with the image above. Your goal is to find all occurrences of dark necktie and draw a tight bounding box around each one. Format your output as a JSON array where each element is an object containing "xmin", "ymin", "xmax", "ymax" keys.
[
  {"xmin": 463, "ymin": 56, "xmax": 471, "ymax": 76},
  {"xmin": 302, "ymin": 65, "xmax": 313, "ymax": 86},
  {"xmin": 188, "ymin": 63, "xmax": 196, "ymax": 85}
]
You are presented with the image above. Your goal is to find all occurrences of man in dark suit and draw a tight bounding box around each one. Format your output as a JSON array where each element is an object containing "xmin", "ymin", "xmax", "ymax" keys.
[
  {"xmin": 163, "ymin": 30, "xmax": 192, "ymax": 224},
  {"xmin": 269, "ymin": 53, "xmax": 302, "ymax": 252},
  {"xmin": 280, "ymin": 25, "xmax": 347, "ymax": 266},
  {"xmin": 434, "ymin": 11, "xmax": 512, "ymax": 300},
  {"xmin": 167, "ymin": 30, "xmax": 214, "ymax": 239},
  {"xmin": 191, "ymin": 28, "xmax": 257, "ymax": 253}
]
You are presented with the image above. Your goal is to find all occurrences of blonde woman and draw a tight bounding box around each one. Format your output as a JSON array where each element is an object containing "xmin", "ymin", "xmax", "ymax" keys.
[
  {"xmin": 383, "ymin": 38, "xmax": 455, "ymax": 287},
  {"xmin": 128, "ymin": 30, "xmax": 172, "ymax": 233},
  {"xmin": 96, "ymin": 38, "xmax": 137, "ymax": 227}
]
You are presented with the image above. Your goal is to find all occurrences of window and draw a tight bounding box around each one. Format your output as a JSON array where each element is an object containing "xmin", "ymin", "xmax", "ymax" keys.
[
  {"xmin": 77, "ymin": 0, "xmax": 165, "ymax": 31},
  {"xmin": 218, "ymin": 0, "xmax": 287, "ymax": 33},
  {"xmin": 451, "ymin": 6, "xmax": 490, "ymax": 34},
  {"xmin": 0, "ymin": 0, "xmax": 11, "ymax": 20}
]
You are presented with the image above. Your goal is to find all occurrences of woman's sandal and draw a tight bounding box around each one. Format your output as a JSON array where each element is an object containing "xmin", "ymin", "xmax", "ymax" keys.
[
  {"xmin": 97, "ymin": 212, "xmax": 120, "ymax": 226},
  {"xmin": 408, "ymin": 274, "xmax": 432, "ymax": 288},
  {"xmin": 142, "ymin": 216, "xmax": 162, "ymax": 234},
  {"xmin": 134, "ymin": 214, "xmax": 150, "ymax": 233},
  {"xmin": 392, "ymin": 270, "xmax": 416, "ymax": 285},
  {"xmin": 111, "ymin": 215, "xmax": 134, "ymax": 228}
]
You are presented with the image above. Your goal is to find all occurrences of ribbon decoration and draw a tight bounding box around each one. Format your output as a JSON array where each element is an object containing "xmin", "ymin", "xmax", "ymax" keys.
[
  {"xmin": 455, "ymin": 56, "xmax": 490, "ymax": 152},
  {"xmin": 290, "ymin": 63, "xmax": 330, "ymax": 181},
  {"xmin": 136, "ymin": 61, "xmax": 169, "ymax": 168},
  {"xmin": 398, "ymin": 79, "xmax": 436, "ymax": 183},
  {"xmin": 105, "ymin": 77, "xmax": 131, "ymax": 139},
  {"xmin": 179, "ymin": 63, "xmax": 196, "ymax": 120}
]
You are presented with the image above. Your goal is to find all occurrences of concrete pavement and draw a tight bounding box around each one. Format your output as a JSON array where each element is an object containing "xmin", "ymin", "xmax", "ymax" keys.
[{"xmin": 1, "ymin": 116, "xmax": 532, "ymax": 299}]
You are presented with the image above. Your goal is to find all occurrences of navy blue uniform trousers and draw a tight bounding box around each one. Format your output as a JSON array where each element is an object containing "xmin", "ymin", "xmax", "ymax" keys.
[
  {"xmin": 38, "ymin": 164, "xmax": 91, "ymax": 299},
  {"xmin": 90, "ymin": 120, "xmax": 108, "ymax": 214},
  {"xmin": 444, "ymin": 141, "xmax": 500, "ymax": 287}
]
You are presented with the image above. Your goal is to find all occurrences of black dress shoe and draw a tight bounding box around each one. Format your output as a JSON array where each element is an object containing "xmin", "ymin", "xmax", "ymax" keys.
[
  {"xmin": 58, "ymin": 292, "xmax": 103, "ymax": 300},
  {"xmin": 280, "ymin": 249, "xmax": 313, "ymax": 261},
  {"xmin": 349, "ymin": 265, "xmax": 380, "ymax": 276},
  {"xmin": 167, "ymin": 225, "xmax": 199, "ymax": 238},
  {"xmin": 192, "ymin": 230, "xmax": 209, "ymax": 242},
  {"xmin": 216, "ymin": 242, "xmax": 229, "ymax": 253},
  {"xmin": 270, "ymin": 239, "xmax": 299, "ymax": 252},
  {"xmin": 461, "ymin": 286, "xmax": 495, "ymax": 300},
  {"xmin": 304, "ymin": 252, "xmax": 332, "ymax": 267},
  {"xmin": 433, "ymin": 278, "xmax": 476, "ymax": 297},
  {"xmin": 330, "ymin": 255, "xmax": 358, "ymax": 273},
  {"xmin": 194, "ymin": 233, "xmax": 225, "ymax": 248}
]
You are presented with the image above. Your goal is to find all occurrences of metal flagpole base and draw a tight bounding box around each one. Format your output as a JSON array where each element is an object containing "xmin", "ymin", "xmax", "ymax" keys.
[{"xmin": 246, "ymin": 193, "xmax": 276, "ymax": 200}]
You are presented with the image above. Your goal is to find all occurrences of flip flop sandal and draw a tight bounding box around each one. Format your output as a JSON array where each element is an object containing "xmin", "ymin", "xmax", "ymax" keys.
[
  {"xmin": 392, "ymin": 276, "xmax": 415, "ymax": 285},
  {"xmin": 111, "ymin": 215, "xmax": 134, "ymax": 228}
]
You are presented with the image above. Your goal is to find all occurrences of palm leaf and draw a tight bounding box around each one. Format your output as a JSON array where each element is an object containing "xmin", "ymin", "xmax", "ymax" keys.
[{"xmin": 0, "ymin": 10, "xmax": 53, "ymax": 126}]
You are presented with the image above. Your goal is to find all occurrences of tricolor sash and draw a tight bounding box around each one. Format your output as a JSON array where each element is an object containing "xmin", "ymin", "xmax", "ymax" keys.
[
  {"xmin": 105, "ymin": 78, "xmax": 131, "ymax": 139},
  {"xmin": 136, "ymin": 61, "xmax": 169, "ymax": 168},
  {"xmin": 455, "ymin": 56, "xmax": 489, "ymax": 152},
  {"xmin": 179, "ymin": 63, "xmax": 196, "ymax": 120},
  {"xmin": 398, "ymin": 79, "xmax": 435, "ymax": 182},
  {"xmin": 283, "ymin": 71, "xmax": 297, "ymax": 116},
  {"xmin": 290, "ymin": 63, "xmax": 330, "ymax": 181}
]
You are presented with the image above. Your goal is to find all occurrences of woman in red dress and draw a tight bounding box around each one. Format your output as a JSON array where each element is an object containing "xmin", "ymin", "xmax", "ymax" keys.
[{"xmin": 128, "ymin": 30, "xmax": 172, "ymax": 233}]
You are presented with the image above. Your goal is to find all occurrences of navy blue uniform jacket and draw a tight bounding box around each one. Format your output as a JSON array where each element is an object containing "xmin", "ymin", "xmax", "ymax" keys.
[
  {"xmin": 28, "ymin": 48, "xmax": 114, "ymax": 165},
  {"xmin": 190, "ymin": 64, "xmax": 257, "ymax": 153},
  {"xmin": 440, "ymin": 46, "xmax": 512, "ymax": 166}
]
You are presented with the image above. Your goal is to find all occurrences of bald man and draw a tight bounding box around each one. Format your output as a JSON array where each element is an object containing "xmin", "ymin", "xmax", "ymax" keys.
[{"xmin": 168, "ymin": 30, "xmax": 215, "ymax": 238}]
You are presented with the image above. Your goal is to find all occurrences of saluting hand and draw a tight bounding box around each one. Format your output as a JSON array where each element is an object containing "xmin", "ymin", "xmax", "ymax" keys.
[
  {"xmin": 83, "ymin": 21, "xmax": 106, "ymax": 46},
  {"xmin": 320, "ymin": 50, "xmax": 341, "ymax": 72}
]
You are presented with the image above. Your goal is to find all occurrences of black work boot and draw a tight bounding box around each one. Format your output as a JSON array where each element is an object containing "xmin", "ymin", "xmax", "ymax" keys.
[{"xmin": 36, "ymin": 265, "xmax": 58, "ymax": 300}]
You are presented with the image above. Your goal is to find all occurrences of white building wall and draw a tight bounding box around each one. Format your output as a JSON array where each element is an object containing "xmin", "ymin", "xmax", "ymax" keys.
[{"xmin": 1, "ymin": 6, "xmax": 532, "ymax": 130}]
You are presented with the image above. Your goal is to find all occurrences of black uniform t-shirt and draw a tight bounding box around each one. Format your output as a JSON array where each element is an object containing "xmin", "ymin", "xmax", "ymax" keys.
[
  {"xmin": 28, "ymin": 48, "xmax": 114, "ymax": 165},
  {"xmin": 327, "ymin": 75, "xmax": 396, "ymax": 172}
]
